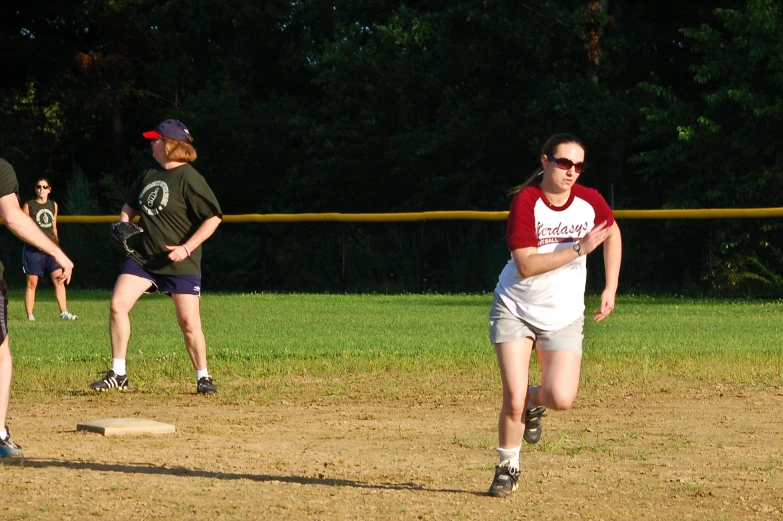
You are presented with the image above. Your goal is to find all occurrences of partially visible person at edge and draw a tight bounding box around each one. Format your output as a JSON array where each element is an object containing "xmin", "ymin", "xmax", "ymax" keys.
[
  {"xmin": 90, "ymin": 119, "xmax": 223, "ymax": 395},
  {"xmin": 486, "ymin": 133, "xmax": 622, "ymax": 498},
  {"xmin": 22, "ymin": 178, "xmax": 78, "ymax": 321},
  {"xmin": 0, "ymin": 159, "xmax": 74, "ymax": 458}
]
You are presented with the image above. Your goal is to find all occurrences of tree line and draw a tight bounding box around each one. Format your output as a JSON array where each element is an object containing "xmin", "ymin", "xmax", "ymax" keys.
[{"xmin": 1, "ymin": 0, "xmax": 781, "ymax": 295}]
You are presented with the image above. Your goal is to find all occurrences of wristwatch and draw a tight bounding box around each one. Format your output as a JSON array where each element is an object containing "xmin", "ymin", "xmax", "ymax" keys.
[{"xmin": 573, "ymin": 243, "xmax": 582, "ymax": 256}]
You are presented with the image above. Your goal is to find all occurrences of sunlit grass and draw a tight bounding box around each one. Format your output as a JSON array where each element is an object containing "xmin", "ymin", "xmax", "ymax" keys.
[{"xmin": 7, "ymin": 291, "xmax": 783, "ymax": 400}]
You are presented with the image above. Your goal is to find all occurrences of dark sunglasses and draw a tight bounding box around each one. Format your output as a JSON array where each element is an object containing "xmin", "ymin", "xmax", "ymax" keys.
[
  {"xmin": 36, "ymin": 185, "xmax": 50, "ymax": 189},
  {"xmin": 546, "ymin": 155, "xmax": 585, "ymax": 174}
]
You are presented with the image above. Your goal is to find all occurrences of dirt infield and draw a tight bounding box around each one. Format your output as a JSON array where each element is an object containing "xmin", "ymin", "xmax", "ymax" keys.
[{"xmin": 2, "ymin": 382, "xmax": 782, "ymax": 520}]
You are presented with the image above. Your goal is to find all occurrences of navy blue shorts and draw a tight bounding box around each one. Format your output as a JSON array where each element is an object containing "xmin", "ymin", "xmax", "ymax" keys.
[
  {"xmin": 121, "ymin": 258, "xmax": 201, "ymax": 296},
  {"xmin": 22, "ymin": 245, "xmax": 62, "ymax": 277}
]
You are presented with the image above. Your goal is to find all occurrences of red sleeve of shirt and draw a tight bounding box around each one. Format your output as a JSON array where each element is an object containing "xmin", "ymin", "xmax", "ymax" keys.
[
  {"xmin": 575, "ymin": 185, "xmax": 615, "ymax": 228},
  {"xmin": 506, "ymin": 188, "xmax": 539, "ymax": 250}
]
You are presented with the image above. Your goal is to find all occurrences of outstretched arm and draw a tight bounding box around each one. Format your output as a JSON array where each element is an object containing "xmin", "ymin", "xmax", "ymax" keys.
[{"xmin": 593, "ymin": 221, "xmax": 622, "ymax": 322}]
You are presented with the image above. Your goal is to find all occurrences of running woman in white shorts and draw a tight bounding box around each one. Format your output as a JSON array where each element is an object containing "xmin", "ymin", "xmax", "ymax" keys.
[{"xmin": 487, "ymin": 133, "xmax": 622, "ymax": 498}]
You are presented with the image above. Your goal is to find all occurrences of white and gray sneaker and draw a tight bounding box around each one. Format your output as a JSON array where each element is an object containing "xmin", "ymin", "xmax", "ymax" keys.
[
  {"xmin": 60, "ymin": 311, "xmax": 78, "ymax": 321},
  {"xmin": 488, "ymin": 462, "xmax": 520, "ymax": 498},
  {"xmin": 27, "ymin": 315, "xmax": 35, "ymax": 321}
]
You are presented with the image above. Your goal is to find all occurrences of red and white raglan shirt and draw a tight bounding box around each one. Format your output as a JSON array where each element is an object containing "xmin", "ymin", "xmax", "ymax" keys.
[{"xmin": 495, "ymin": 184, "xmax": 615, "ymax": 330}]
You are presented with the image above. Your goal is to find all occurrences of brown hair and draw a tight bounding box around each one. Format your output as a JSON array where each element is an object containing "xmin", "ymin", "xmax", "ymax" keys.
[
  {"xmin": 163, "ymin": 135, "xmax": 198, "ymax": 163},
  {"xmin": 35, "ymin": 177, "xmax": 52, "ymax": 188},
  {"xmin": 508, "ymin": 133, "xmax": 586, "ymax": 195}
]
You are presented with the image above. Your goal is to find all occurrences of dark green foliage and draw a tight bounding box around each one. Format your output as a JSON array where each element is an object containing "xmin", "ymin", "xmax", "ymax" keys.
[
  {"xmin": 1, "ymin": 0, "xmax": 781, "ymax": 294},
  {"xmin": 631, "ymin": 0, "xmax": 783, "ymax": 296}
]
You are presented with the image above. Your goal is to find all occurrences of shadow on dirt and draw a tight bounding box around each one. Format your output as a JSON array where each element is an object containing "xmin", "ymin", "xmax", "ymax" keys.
[{"xmin": 7, "ymin": 458, "xmax": 484, "ymax": 496}]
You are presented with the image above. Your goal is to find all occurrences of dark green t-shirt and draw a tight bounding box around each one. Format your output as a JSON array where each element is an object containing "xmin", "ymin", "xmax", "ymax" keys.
[
  {"xmin": 0, "ymin": 159, "xmax": 20, "ymax": 280},
  {"xmin": 126, "ymin": 163, "xmax": 222, "ymax": 275},
  {"xmin": 25, "ymin": 199, "xmax": 57, "ymax": 241}
]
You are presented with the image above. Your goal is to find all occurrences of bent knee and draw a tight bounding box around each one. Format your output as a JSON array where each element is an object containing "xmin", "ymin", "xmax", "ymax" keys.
[
  {"xmin": 176, "ymin": 316, "xmax": 202, "ymax": 334},
  {"xmin": 545, "ymin": 391, "xmax": 577, "ymax": 411},
  {"xmin": 110, "ymin": 299, "xmax": 133, "ymax": 316}
]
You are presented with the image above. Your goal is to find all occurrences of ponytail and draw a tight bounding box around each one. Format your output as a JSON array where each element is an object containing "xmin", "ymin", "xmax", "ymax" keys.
[{"xmin": 508, "ymin": 168, "xmax": 543, "ymax": 195}]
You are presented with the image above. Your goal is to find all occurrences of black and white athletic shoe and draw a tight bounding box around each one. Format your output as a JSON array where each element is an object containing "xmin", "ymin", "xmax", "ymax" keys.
[
  {"xmin": 488, "ymin": 464, "xmax": 520, "ymax": 498},
  {"xmin": 197, "ymin": 376, "xmax": 217, "ymax": 394},
  {"xmin": 90, "ymin": 370, "xmax": 129, "ymax": 391},
  {"xmin": 0, "ymin": 427, "xmax": 23, "ymax": 458},
  {"xmin": 523, "ymin": 405, "xmax": 546, "ymax": 445}
]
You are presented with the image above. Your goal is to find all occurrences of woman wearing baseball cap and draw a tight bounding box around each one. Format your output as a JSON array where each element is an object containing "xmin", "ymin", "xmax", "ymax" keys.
[{"xmin": 90, "ymin": 120, "xmax": 223, "ymax": 395}]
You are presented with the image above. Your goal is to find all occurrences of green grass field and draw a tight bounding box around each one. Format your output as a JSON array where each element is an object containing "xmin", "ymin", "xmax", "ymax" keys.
[{"xmin": 8, "ymin": 291, "xmax": 783, "ymax": 399}]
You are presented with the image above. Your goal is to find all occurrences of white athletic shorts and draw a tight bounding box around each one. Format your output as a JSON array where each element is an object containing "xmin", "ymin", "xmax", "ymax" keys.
[{"xmin": 488, "ymin": 291, "xmax": 584, "ymax": 355}]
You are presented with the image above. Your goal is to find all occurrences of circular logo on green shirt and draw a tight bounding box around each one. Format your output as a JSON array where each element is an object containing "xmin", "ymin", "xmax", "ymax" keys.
[
  {"xmin": 35, "ymin": 209, "xmax": 55, "ymax": 228},
  {"xmin": 139, "ymin": 181, "xmax": 170, "ymax": 216}
]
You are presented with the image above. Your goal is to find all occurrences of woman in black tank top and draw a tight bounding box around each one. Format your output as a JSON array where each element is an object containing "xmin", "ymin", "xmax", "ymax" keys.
[{"xmin": 21, "ymin": 179, "xmax": 78, "ymax": 321}]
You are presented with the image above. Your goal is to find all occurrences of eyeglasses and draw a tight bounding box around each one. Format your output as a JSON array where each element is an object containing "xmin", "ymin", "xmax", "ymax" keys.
[
  {"xmin": 36, "ymin": 185, "xmax": 50, "ymax": 189},
  {"xmin": 546, "ymin": 155, "xmax": 585, "ymax": 174}
]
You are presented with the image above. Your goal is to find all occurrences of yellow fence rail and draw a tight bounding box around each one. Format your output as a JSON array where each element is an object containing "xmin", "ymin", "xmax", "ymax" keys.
[{"xmin": 3, "ymin": 208, "xmax": 783, "ymax": 225}]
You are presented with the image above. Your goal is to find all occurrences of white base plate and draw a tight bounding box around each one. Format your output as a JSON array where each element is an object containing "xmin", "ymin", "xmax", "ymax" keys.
[{"xmin": 76, "ymin": 418, "xmax": 176, "ymax": 436}]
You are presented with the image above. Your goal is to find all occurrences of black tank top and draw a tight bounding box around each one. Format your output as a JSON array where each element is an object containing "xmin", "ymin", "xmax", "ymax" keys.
[{"xmin": 25, "ymin": 199, "xmax": 57, "ymax": 241}]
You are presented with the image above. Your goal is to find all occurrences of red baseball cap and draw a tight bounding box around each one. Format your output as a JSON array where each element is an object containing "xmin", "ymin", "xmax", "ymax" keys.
[{"xmin": 142, "ymin": 119, "xmax": 191, "ymax": 142}]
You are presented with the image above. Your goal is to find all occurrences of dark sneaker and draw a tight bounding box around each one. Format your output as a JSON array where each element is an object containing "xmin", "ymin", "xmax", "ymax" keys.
[
  {"xmin": 488, "ymin": 464, "xmax": 519, "ymax": 498},
  {"xmin": 523, "ymin": 405, "xmax": 546, "ymax": 445},
  {"xmin": 0, "ymin": 427, "xmax": 23, "ymax": 458},
  {"xmin": 90, "ymin": 370, "xmax": 129, "ymax": 391},
  {"xmin": 197, "ymin": 376, "xmax": 216, "ymax": 394}
]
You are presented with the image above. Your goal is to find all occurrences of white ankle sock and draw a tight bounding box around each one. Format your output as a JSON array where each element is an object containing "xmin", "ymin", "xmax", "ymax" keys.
[
  {"xmin": 112, "ymin": 358, "xmax": 126, "ymax": 375},
  {"xmin": 496, "ymin": 445, "xmax": 521, "ymax": 470},
  {"xmin": 0, "ymin": 427, "xmax": 7, "ymax": 440},
  {"xmin": 196, "ymin": 369, "xmax": 210, "ymax": 380}
]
